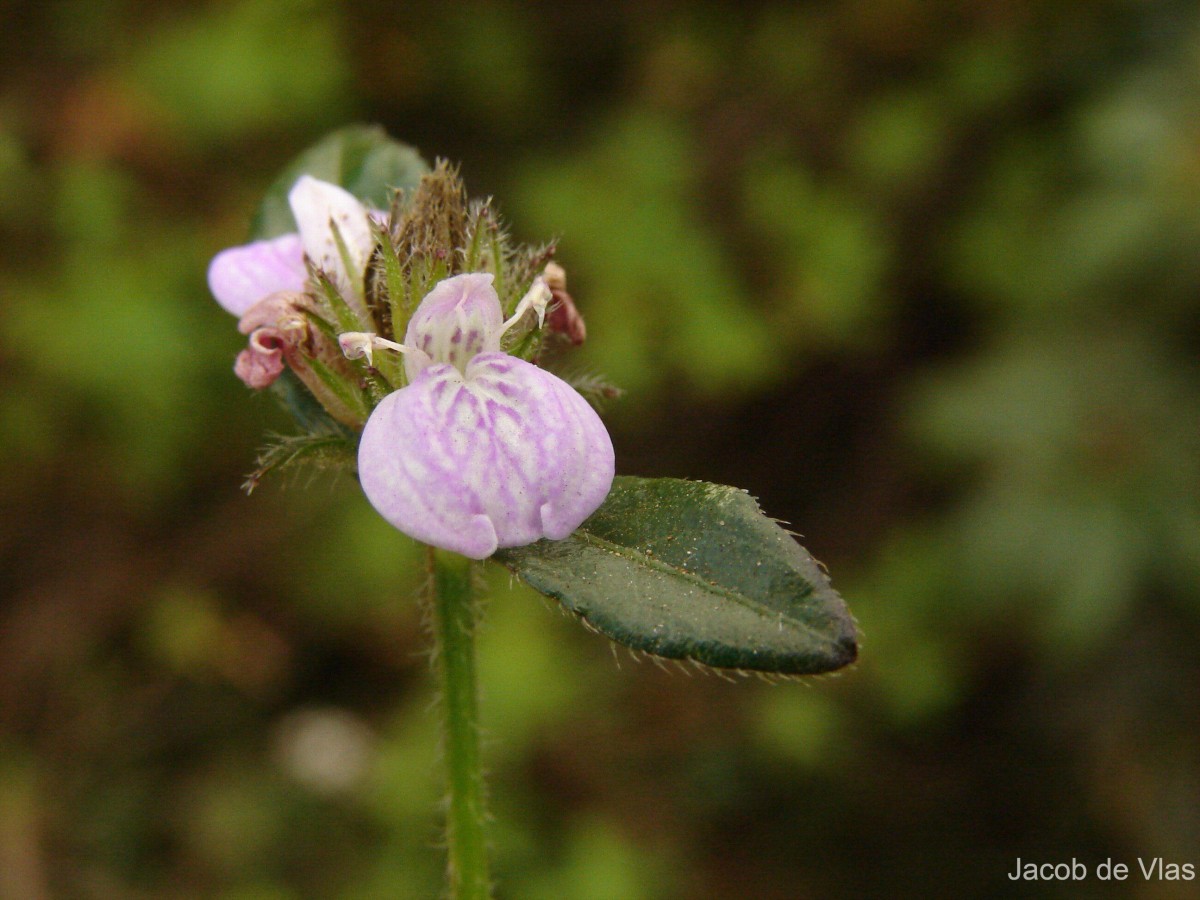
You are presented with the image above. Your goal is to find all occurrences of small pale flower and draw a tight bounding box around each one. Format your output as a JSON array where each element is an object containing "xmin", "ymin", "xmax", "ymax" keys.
[
  {"xmin": 354, "ymin": 273, "xmax": 614, "ymax": 559},
  {"xmin": 208, "ymin": 176, "xmax": 378, "ymax": 390},
  {"xmin": 207, "ymin": 175, "xmax": 375, "ymax": 322}
]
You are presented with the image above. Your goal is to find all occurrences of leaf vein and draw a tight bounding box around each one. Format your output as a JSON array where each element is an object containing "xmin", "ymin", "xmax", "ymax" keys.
[{"xmin": 572, "ymin": 530, "xmax": 840, "ymax": 650}]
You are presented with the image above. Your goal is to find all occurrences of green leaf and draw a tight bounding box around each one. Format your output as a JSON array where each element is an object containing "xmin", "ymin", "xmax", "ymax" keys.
[
  {"xmin": 251, "ymin": 125, "xmax": 430, "ymax": 239},
  {"xmin": 496, "ymin": 477, "xmax": 857, "ymax": 675}
]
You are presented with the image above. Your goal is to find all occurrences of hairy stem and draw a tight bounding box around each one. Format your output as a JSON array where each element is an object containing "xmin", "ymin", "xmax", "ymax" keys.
[{"xmin": 428, "ymin": 546, "xmax": 491, "ymax": 899}]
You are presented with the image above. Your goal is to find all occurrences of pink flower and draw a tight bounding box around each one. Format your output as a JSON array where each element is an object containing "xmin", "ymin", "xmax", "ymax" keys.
[
  {"xmin": 352, "ymin": 274, "xmax": 614, "ymax": 558},
  {"xmin": 207, "ymin": 176, "xmax": 377, "ymax": 390}
]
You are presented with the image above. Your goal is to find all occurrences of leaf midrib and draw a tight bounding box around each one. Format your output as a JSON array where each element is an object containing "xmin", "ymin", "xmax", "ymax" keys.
[{"xmin": 572, "ymin": 529, "xmax": 838, "ymax": 650}]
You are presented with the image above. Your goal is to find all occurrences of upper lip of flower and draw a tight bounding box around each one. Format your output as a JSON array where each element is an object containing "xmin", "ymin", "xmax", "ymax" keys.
[
  {"xmin": 286, "ymin": 175, "xmax": 376, "ymax": 313},
  {"xmin": 337, "ymin": 272, "xmax": 552, "ymax": 380}
]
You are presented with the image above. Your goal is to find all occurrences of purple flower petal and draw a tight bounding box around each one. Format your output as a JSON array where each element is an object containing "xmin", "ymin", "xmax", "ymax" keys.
[
  {"xmin": 403, "ymin": 273, "xmax": 503, "ymax": 381},
  {"xmin": 207, "ymin": 233, "xmax": 306, "ymax": 316},
  {"xmin": 357, "ymin": 352, "xmax": 615, "ymax": 559}
]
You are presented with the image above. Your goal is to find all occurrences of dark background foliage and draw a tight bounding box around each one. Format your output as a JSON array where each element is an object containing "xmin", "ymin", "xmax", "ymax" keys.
[{"xmin": 2, "ymin": 1, "xmax": 1198, "ymax": 897}]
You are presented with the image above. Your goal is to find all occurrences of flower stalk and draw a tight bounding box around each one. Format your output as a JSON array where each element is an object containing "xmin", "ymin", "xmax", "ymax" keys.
[{"xmin": 428, "ymin": 546, "xmax": 491, "ymax": 899}]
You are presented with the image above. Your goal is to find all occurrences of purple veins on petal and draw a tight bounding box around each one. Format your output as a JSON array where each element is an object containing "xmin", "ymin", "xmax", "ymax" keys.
[
  {"xmin": 403, "ymin": 273, "xmax": 503, "ymax": 381},
  {"xmin": 357, "ymin": 353, "xmax": 615, "ymax": 559},
  {"xmin": 207, "ymin": 233, "xmax": 306, "ymax": 317}
]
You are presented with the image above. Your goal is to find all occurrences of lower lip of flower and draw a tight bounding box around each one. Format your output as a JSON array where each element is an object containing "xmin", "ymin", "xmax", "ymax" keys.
[{"xmin": 356, "ymin": 351, "xmax": 614, "ymax": 558}]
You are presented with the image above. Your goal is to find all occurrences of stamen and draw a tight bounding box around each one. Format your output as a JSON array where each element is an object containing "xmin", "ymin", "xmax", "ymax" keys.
[
  {"xmin": 497, "ymin": 277, "xmax": 552, "ymax": 340},
  {"xmin": 339, "ymin": 332, "xmax": 410, "ymax": 366}
]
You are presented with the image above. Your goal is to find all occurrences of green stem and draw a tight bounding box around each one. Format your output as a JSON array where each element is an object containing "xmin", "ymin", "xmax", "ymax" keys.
[{"xmin": 428, "ymin": 546, "xmax": 491, "ymax": 899}]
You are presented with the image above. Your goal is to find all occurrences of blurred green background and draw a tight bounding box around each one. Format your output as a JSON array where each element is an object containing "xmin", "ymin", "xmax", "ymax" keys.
[{"xmin": 3, "ymin": 1, "xmax": 1200, "ymax": 897}]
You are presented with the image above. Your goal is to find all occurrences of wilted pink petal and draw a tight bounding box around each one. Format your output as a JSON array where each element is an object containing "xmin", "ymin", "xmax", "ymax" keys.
[
  {"xmin": 231, "ymin": 293, "xmax": 309, "ymax": 389},
  {"xmin": 235, "ymin": 332, "xmax": 287, "ymax": 388},
  {"xmin": 237, "ymin": 291, "xmax": 308, "ymax": 335},
  {"xmin": 542, "ymin": 262, "xmax": 587, "ymax": 345},
  {"xmin": 546, "ymin": 287, "xmax": 587, "ymax": 345}
]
